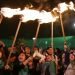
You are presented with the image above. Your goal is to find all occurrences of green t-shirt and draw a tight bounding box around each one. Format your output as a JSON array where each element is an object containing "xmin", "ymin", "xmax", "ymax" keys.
[
  {"xmin": 0, "ymin": 59, "xmax": 4, "ymax": 69},
  {"xmin": 19, "ymin": 65, "xmax": 28, "ymax": 75}
]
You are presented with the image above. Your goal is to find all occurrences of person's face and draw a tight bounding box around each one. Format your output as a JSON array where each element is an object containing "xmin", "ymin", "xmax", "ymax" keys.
[
  {"xmin": 43, "ymin": 51, "xmax": 47, "ymax": 56},
  {"xmin": 28, "ymin": 60, "xmax": 33, "ymax": 66},
  {"xmin": 18, "ymin": 53, "xmax": 26, "ymax": 62},
  {"xmin": 10, "ymin": 56, "xmax": 16, "ymax": 62},
  {"xmin": 70, "ymin": 54, "xmax": 75, "ymax": 61},
  {"xmin": 47, "ymin": 48, "xmax": 54, "ymax": 54},
  {"xmin": 0, "ymin": 52, "xmax": 2, "ymax": 58},
  {"xmin": 25, "ymin": 47, "xmax": 30, "ymax": 54},
  {"xmin": 64, "ymin": 45, "xmax": 67, "ymax": 49}
]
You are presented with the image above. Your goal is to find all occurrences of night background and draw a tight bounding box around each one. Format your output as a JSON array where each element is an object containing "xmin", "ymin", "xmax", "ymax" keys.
[{"xmin": 0, "ymin": 0, "xmax": 75, "ymax": 39}]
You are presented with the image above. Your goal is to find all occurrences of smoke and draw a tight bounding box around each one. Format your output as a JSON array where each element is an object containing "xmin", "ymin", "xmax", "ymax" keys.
[
  {"xmin": 30, "ymin": 0, "xmax": 50, "ymax": 11},
  {"xmin": 32, "ymin": 0, "xmax": 48, "ymax": 3}
]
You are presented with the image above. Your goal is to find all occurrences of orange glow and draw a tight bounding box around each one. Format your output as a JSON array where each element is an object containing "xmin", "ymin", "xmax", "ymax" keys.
[
  {"xmin": 58, "ymin": 2, "xmax": 68, "ymax": 13},
  {"xmin": 1, "ymin": 7, "xmax": 20, "ymax": 18},
  {"xmin": 69, "ymin": 1, "xmax": 75, "ymax": 11},
  {"xmin": 20, "ymin": 7, "xmax": 40, "ymax": 22},
  {"xmin": 38, "ymin": 10, "xmax": 58, "ymax": 24}
]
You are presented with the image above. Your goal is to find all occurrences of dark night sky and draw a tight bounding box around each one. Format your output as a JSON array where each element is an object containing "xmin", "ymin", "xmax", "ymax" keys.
[{"xmin": 0, "ymin": 0, "xmax": 75, "ymax": 39}]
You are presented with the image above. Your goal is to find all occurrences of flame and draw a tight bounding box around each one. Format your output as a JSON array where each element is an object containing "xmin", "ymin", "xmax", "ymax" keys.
[
  {"xmin": 1, "ymin": 7, "xmax": 20, "ymax": 18},
  {"xmin": 58, "ymin": 2, "xmax": 68, "ymax": 13},
  {"xmin": 0, "ymin": 7, "xmax": 58, "ymax": 23},
  {"xmin": 52, "ymin": 7, "xmax": 59, "ymax": 17},
  {"xmin": 38, "ymin": 10, "xmax": 58, "ymax": 24},
  {"xmin": 68, "ymin": 1, "xmax": 75, "ymax": 11},
  {"xmin": 21, "ymin": 7, "xmax": 40, "ymax": 22},
  {"xmin": 53, "ymin": 7, "xmax": 59, "ymax": 12},
  {"xmin": 20, "ymin": 7, "xmax": 58, "ymax": 23}
]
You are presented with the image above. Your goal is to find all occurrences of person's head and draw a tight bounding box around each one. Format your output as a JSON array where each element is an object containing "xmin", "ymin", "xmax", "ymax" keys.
[
  {"xmin": 46, "ymin": 47, "xmax": 54, "ymax": 55},
  {"xmin": 33, "ymin": 46, "xmax": 39, "ymax": 51},
  {"xmin": 18, "ymin": 52, "xmax": 26, "ymax": 62},
  {"xmin": 70, "ymin": 53, "xmax": 75, "ymax": 61},
  {"xmin": 25, "ymin": 46, "xmax": 31, "ymax": 54},
  {"xmin": 55, "ymin": 48, "xmax": 61, "ymax": 54},
  {"xmin": 10, "ymin": 53, "xmax": 17, "ymax": 62},
  {"xmin": 42, "ymin": 50, "xmax": 47, "ymax": 56},
  {"xmin": 64, "ymin": 42, "xmax": 68, "ymax": 51}
]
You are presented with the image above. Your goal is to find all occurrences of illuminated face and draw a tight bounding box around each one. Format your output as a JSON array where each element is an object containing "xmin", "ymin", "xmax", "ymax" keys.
[
  {"xmin": 0, "ymin": 51, "xmax": 2, "ymax": 58},
  {"xmin": 10, "ymin": 56, "xmax": 16, "ymax": 62},
  {"xmin": 18, "ymin": 53, "xmax": 26, "ymax": 62},
  {"xmin": 47, "ymin": 48, "xmax": 54, "ymax": 54},
  {"xmin": 28, "ymin": 59, "xmax": 33, "ymax": 66},
  {"xmin": 25, "ymin": 47, "xmax": 30, "ymax": 54},
  {"xmin": 64, "ymin": 45, "xmax": 67, "ymax": 49},
  {"xmin": 70, "ymin": 54, "xmax": 75, "ymax": 61}
]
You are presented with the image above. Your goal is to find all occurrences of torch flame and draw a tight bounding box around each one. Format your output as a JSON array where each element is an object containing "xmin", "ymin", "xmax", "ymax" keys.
[
  {"xmin": 0, "ymin": 7, "xmax": 58, "ymax": 23},
  {"xmin": 19, "ymin": 7, "xmax": 58, "ymax": 23},
  {"xmin": 1, "ymin": 7, "xmax": 21, "ymax": 18},
  {"xmin": 38, "ymin": 10, "xmax": 58, "ymax": 24},
  {"xmin": 58, "ymin": 2, "xmax": 68, "ymax": 13},
  {"xmin": 53, "ymin": 7, "xmax": 59, "ymax": 12},
  {"xmin": 68, "ymin": 1, "xmax": 75, "ymax": 11},
  {"xmin": 1, "ymin": 5, "xmax": 61, "ymax": 23},
  {"xmin": 21, "ymin": 7, "xmax": 40, "ymax": 22}
]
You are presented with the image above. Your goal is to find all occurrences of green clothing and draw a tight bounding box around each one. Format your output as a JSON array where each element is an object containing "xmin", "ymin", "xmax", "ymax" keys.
[
  {"xmin": 19, "ymin": 65, "xmax": 28, "ymax": 75},
  {"xmin": 0, "ymin": 59, "xmax": 4, "ymax": 69},
  {"xmin": 49, "ymin": 61, "xmax": 56, "ymax": 75},
  {"xmin": 41, "ymin": 61, "xmax": 56, "ymax": 75}
]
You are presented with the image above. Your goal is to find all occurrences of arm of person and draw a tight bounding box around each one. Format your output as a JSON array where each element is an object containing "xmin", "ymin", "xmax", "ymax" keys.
[
  {"xmin": 55, "ymin": 55, "xmax": 58, "ymax": 65},
  {"xmin": 33, "ymin": 51, "xmax": 37, "ymax": 58},
  {"xmin": 23, "ymin": 56, "xmax": 33, "ymax": 65},
  {"xmin": 36, "ymin": 52, "xmax": 45, "ymax": 63},
  {"xmin": 5, "ymin": 64, "xmax": 11, "ymax": 70}
]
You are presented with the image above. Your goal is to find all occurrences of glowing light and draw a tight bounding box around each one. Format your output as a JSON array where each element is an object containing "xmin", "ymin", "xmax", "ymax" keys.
[
  {"xmin": 21, "ymin": 8, "xmax": 58, "ymax": 23},
  {"xmin": 38, "ymin": 10, "xmax": 58, "ymax": 24},
  {"xmin": 58, "ymin": 2, "xmax": 68, "ymax": 13},
  {"xmin": 52, "ymin": 7, "xmax": 59, "ymax": 12},
  {"xmin": 69, "ymin": 1, "xmax": 75, "ymax": 11},
  {"xmin": 32, "ymin": 37, "xmax": 36, "ymax": 40},
  {"xmin": 45, "ymin": 41, "xmax": 48, "ymax": 44},
  {"xmin": 1, "ymin": 7, "xmax": 59, "ymax": 23},
  {"xmin": 74, "ymin": 23, "xmax": 75, "ymax": 27},
  {"xmin": 1, "ymin": 7, "xmax": 20, "ymax": 18},
  {"xmin": 20, "ymin": 7, "xmax": 40, "ymax": 22}
]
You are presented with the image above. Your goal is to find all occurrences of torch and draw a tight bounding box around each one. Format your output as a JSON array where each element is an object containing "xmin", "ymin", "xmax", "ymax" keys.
[
  {"xmin": 6, "ymin": 18, "xmax": 22, "ymax": 65},
  {"xmin": 33, "ymin": 22, "xmax": 41, "ymax": 48},
  {"xmin": 51, "ymin": 21, "xmax": 54, "ymax": 49},
  {"xmin": 59, "ymin": 13, "xmax": 66, "ymax": 42},
  {"xmin": 58, "ymin": 2, "xmax": 68, "ymax": 44}
]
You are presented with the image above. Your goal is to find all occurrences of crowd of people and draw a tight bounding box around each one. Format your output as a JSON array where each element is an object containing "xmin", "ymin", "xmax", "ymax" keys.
[{"xmin": 0, "ymin": 41, "xmax": 75, "ymax": 75}]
